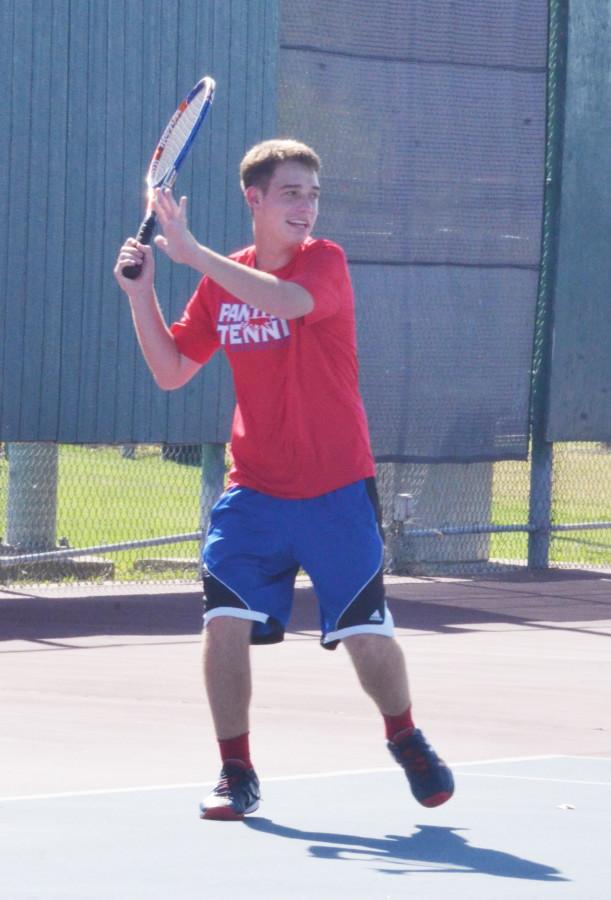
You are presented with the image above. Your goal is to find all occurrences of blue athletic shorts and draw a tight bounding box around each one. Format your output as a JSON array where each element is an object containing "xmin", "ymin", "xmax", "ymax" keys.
[{"xmin": 202, "ymin": 478, "xmax": 394, "ymax": 649}]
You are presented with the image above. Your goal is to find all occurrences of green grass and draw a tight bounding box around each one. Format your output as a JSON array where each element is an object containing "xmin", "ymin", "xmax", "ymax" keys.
[
  {"xmin": 61, "ymin": 445, "xmax": 205, "ymax": 580},
  {"xmin": 1, "ymin": 443, "xmax": 609, "ymax": 583},
  {"xmin": 56, "ymin": 445, "xmax": 202, "ymax": 547},
  {"xmin": 0, "ymin": 445, "xmax": 206, "ymax": 582},
  {"xmin": 491, "ymin": 446, "xmax": 611, "ymax": 565}
]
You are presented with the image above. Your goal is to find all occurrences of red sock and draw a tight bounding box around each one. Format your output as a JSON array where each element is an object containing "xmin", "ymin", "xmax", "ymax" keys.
[
  {"xmin": 218, "ymin": 732, "xmax": 252, "ymax": 769},
  {"xmin": 383, "ymin": 707, "xmax": 415, "ymax": 742}
]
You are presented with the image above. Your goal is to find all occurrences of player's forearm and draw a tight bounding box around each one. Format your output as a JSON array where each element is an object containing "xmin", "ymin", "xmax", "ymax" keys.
[
  {"xmin": 186, "ymin": 243, "xmax": 314, "ymax": 320},
  {"xmin": 127, "ymin": 289, "xmax": 193, "ymax": 390}
]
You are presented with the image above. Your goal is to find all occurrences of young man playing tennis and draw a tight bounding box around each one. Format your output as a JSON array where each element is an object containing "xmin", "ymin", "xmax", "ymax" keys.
[{"xmin": 114, "ymin": 139, "xmax": 454, "ymax": 820}]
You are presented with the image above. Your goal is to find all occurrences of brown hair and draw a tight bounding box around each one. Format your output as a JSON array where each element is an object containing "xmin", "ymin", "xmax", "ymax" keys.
[{"xmin": 240, "ymin": 139, "xmax": 321, "ymax": 192}]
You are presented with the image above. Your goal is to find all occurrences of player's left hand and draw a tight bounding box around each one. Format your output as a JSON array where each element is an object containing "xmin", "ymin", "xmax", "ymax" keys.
[{"xmin": 153, "ymin": 188, "xmax": 199, "ymax": 267}]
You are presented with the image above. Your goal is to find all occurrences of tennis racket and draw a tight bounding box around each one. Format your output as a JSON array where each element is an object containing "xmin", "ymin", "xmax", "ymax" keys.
[{"xmin": 122, "ymin": 75, "xmax": 216, "ymax": 279}]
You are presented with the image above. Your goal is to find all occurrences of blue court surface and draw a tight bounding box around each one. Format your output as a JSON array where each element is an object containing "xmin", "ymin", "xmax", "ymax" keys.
[
  {"xmin": 1, "ymin": 571, "xmax": 610, "ymax": 899},
  {"xmin": 1, "ymin": 755, "xmax": 610, "ymax": 899}
]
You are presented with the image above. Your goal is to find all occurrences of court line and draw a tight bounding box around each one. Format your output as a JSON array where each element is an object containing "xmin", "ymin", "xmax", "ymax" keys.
[
  {"xmin": 2, "ymin": 769, "xmax": 401, "ymax": 804},
  {"xmin": 461, "ymin": 773, "xmax": 611, "ymax": 787},
  {"xmin": 453, "ymin": 754, "xmax": 565, "ymax": 766},
  {"xmin": 553, "ymin": 755, "xmax": 611, "ymax": 762},
  {"xmin": 3, "ymin": 754, "xmax": 602, "ymax": 805}
]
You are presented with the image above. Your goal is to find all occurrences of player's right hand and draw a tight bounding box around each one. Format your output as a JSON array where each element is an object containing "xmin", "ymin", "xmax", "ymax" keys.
[{"xmin": 113, "ymin": 238, "xmax": 155, "ymax": 294}]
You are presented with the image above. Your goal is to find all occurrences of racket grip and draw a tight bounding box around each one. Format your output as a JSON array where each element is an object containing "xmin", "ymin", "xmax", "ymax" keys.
[{"xmin": 122, "ymin": 212, "xmax": 157, "ymax": 280}]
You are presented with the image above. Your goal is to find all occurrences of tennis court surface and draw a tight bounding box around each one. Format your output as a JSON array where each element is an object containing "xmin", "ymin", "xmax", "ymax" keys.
[{"xmin": 1, "ymin": 569, "xmax": 610, "ymax": 899}]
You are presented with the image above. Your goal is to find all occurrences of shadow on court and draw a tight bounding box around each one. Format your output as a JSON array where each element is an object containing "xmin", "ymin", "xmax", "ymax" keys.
[
  {"xmin": 0, "ymin": 569, "xmax": 610, "ymax": 645},
  {"xmin": 0, "ymin": 590, "xmax": 202, "ymax": 643},
  {"xmin": 384, "ymin": 569, "xmax": 611, "ymax": 640},
  {"xmin": 243, "ymin": 819, "xmax": 566, "ymax": 882}
]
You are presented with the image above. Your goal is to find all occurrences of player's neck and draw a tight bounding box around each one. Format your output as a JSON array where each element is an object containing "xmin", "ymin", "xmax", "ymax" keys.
[{"xmin": 253, "ymin": 236, "xmax": 300, "ymax": 273}]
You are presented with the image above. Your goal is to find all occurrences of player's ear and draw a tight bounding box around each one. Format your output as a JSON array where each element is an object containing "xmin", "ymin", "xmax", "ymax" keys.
[{"xmin": 244, "ymin": 185, "xmax": 261, "ymax": 212}]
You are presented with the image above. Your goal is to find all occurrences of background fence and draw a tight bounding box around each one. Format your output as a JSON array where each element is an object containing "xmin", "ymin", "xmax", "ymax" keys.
[
  {"xmin": 1, "ymin": 1, "xmax": 610, "ymax": 588},
  {"xmin": 0, "ymin": 440, "xmax": 609, "ymax": 586}
]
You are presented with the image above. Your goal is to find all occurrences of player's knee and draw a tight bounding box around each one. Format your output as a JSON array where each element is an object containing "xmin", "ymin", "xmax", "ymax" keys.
[
  {"xmin": 343, "ymin": 631, "xmax": 395, "ymax": 657},
  {"xmin": 205, "ymin": 615, "xmax": 252, "ymax": 644}
]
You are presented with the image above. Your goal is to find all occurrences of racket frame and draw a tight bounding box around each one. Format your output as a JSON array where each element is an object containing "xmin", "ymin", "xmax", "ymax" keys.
[{"xmin": 122, "ymin": 75, "xmax": 215, "ymax": 279}]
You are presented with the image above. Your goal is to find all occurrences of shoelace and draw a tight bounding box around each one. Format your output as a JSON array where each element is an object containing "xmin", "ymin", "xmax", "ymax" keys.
[
  {"xmin": 399, "ymin": 736, "xmax": 434, "ymax": 775},
  {"xmin": 404, "ymin": 751, "xmax": 429, "ymax": 775},
  {"xmin": 213, "ymin": 770, "xmax": 243, "ymax": 797}
]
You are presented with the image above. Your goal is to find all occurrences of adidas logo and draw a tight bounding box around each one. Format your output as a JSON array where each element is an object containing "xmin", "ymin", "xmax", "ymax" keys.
[{"xmin": 368, "ymin": 609, "xmax": 384, "ymax": 623}]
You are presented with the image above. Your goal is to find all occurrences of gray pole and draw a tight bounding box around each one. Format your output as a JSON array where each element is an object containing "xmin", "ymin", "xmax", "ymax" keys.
[
  {"xmin": 527, "ymin": 0, "xmax": 568, "ymax": 568},
  {"xmin": 5, "ymin": 443, "xmax": 59, "ymax": 551},
  {"xmin": 200, "ymin": 442, "xmax": 226, "ymax": 540}
]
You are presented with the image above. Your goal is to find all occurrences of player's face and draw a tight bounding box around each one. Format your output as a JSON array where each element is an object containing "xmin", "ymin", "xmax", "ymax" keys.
[{"xmin": 250, "ymin": 161, "xmax": 320, "ymax": 248}]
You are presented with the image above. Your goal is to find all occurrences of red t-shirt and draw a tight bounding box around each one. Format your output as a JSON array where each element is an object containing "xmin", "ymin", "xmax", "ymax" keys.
[{"xmin": 170, "ymin": 238, "xmax": 375, "ymax": 499}]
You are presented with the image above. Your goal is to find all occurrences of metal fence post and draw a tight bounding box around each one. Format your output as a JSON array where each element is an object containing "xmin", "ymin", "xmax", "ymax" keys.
[
  {"xmin": 200, "ymin": 442, "xmax": 226, "ymax": 540},
  {"xmin": 527, "ymin": 0, "xmax": 569, "ymax": 568},
  {"xmin": 528, "ymin": 439, "xmax": 553, "ymax": 568}
]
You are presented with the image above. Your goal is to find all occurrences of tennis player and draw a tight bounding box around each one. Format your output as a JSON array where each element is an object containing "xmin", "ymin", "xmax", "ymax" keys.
[{"xmin": 114, "ymin": 139, "xmax": 454, "ymax": 820}]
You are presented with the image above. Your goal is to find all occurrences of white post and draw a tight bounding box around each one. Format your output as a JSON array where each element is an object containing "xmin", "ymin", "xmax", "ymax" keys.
[
  {"xmin": 200, "ymin": 442, "xmax": 226, "ymax": 536},
  {"xmin": 6, "ymin": 443, "xmax": 59, "ymax": 551}
]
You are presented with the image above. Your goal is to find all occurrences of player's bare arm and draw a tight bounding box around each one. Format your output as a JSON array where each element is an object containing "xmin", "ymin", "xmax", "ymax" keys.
[
  {"xmin": 113, "ymin": 239, "xmax": 201, "ymax": 390},
  {"xmin": 152, "ymin": 188, "xmax": 314, "ymax": 320}
]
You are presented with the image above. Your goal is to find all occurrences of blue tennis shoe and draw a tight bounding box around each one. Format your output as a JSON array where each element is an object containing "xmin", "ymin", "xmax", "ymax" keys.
[
  {"xmin": 388, "ymin": 728, "xmax": 454, "ymax": 807},
  {"xmin": 200, "ymin": 762, "xmax": 261, "ymax": 820}
]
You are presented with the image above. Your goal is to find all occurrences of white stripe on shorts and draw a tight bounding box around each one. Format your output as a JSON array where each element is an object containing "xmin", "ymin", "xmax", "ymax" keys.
[
  {"xmin": 204, "ymin": 607, "xmax": 269, "ymax": 628},
  {"xmin": 321, "ymin": 607, "xmax": 395, "ymax": 646}
]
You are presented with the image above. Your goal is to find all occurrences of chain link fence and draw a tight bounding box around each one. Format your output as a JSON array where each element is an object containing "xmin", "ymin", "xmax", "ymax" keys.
[
  {"xmin": 378, "ymin": 442, "xmax": 611, "ymax": 576},
  {"xmin": 0, "ymin": 441, "xmax": 609, "ymax": 587},
  {"xmin": 0, "ymin": 443, "xmax": 220, "ymax": 586}
]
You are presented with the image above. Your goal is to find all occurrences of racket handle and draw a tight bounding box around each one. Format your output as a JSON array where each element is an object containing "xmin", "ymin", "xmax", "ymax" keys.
[{"xmin": 122, "ymin": 212, "xmax": 157, "ymax": 280}]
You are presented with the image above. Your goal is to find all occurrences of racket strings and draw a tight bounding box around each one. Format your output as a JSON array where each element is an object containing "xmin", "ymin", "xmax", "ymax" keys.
[{"xmin": 151, "ymin": 93, "xmax": 210, "ymax": 185}]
